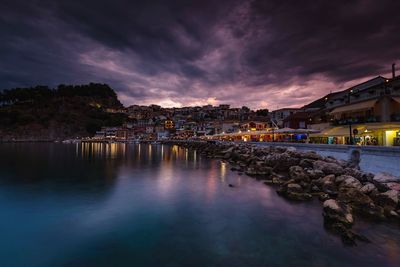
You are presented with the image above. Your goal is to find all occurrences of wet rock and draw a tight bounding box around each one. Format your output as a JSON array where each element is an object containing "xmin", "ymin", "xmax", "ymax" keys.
[
  {"xmin": 389, "ymin": 210, "xmax": 399, "ymax": 218},
  {"xmin": 318, "ymin": 193, "xmax": 330, "ymax": 202},
  {"xmin": 277, "ymin": 183, "xmax": 312, "ymax": 201},
  {"xmin": 287, "ymin": 183, "xmax": 303, "ymax": 193},
  {"xmin": 271, "ymin": 176, "xmax": 285, "ymax": 185},
  {"xmin": 322, "ymin": 199, "xmax": 369, "ymax": 246},
  {"xmin": 338, "ymin": 187, "xmax": 385, "ymax": 220},
  {"xmin": 323, "ymin": 199, "xmax": 353, "ymax": 227},
  {"xmin": 264, "ymin": 180, "xmax": 273, "ymax": 185},
  {"xmin": 326, "ymin": 222, "xmax": 369, "ymax": 246},
  {"xmin": 313, "ymin": 160, "xmax": 344, "ymax": 175}
]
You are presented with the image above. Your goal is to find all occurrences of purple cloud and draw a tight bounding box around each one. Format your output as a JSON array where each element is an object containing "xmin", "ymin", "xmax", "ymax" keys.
[{"xmin": 1, "ymin": 0, "xmax": 400, "ymax": 109}]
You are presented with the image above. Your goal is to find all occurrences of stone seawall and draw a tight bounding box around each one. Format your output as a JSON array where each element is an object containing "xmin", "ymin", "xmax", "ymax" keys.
[{"xmin": 165, "ymin": 140, "xmax": 400, "ymax": 246}]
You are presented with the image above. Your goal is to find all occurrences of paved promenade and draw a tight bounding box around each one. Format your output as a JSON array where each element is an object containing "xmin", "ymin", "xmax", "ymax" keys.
[{"xmin": 251, "ymin": 142, "xmax": 400, "ymax": 176}]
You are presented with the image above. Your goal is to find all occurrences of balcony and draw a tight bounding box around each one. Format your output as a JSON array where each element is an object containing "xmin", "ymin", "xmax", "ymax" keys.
[
  {"xmin": 332, "ymin": 116, "xmax": 381, "ymax": 126},
  {"xmin": 391, "ymin": 113, "xmax": 400, "ymax": 122}
]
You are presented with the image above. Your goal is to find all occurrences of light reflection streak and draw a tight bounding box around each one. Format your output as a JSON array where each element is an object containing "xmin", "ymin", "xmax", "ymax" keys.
[
  {"xmin": 220, "ymin": 161, "xmax": 226, "ymax": 182},
  {"xmin": 76, "ymin": 142, "xmax": 126, "ymax": 159}
]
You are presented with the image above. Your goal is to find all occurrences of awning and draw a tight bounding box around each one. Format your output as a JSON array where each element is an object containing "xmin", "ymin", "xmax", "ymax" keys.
[
  {"xmin": 363, "ymin": 123, "xmax": 400, "ymax": 130},
  {"xmin": 310, "ymin": 125, "xmax": 366, "ymax": 137},
  {"xmin": 330, "ymin": 99, "xmax": 377, "ymax": 114},
  {"xmin": 392, "ymin": 96, "xmax": 400, "ymax": 104}
]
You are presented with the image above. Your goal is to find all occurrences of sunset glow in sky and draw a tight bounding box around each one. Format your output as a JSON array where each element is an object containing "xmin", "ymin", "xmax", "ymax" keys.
[{"xmin": 1, "ymin": 0, "xmax": 400, "ymax": 109}]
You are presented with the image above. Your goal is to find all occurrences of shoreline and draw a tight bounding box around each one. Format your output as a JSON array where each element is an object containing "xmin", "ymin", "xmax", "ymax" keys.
[{"xmin": 164, "ymin": 140, "xmax": 400, "ymax": 246}]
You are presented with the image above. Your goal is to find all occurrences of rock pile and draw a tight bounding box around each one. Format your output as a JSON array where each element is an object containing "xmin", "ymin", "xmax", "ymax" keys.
[{"xmin": 167, "ymin": 140, "xmax": 400, "ymax": 245}]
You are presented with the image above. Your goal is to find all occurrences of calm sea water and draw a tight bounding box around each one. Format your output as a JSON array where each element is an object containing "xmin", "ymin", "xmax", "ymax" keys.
[{"xmin": 0, "ymin": 143, "xmax": 399, "ymax": 267}]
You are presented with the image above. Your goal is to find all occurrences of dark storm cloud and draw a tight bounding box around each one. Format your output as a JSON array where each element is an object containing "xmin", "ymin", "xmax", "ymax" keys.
[{"xmin": 1, "ymin": 0, "xmax": 399, "ymax": 108}]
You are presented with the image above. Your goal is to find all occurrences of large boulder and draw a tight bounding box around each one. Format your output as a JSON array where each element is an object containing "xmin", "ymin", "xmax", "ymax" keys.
[
  {"xmin": 313, "ymin": 160, "xmax": 344, "ymax": 175},
  {"xmin": 299, "ymin": 158, "xmax": 314, "ymax": 169},
  {"xmin": 385, "ymin": 182, "xmax": 400, "ymax": 192},
  {"xmin": 360, "ymin": 183, "xmax": 378, "ymax": 195},
  {"xmin": 266, "ymin": 153, "xmax": 300, "ymax": 172},
  {"xmin": 338, "ymin": 187, "xmax": 385, "ymax": 220},
  {"xmin": 340, "ymin": 176, "xmax": 362, "ymax": 190},
  {"xmin": 335, "ymin": 175, "xmax": 352, "ymax": 184},
  {"xmin": 289, "ymin": 166, "xmax": 310, "ymax": 182},
  {"xmin": 373, "ymin": 172, "xmax": 399, "ymax": 183},
  {"xmin": 287, "ymin": 183, "xmax": 303, "ymax": 193},
  {"xmin": 300, "ymin": 150, "xmax": 323, "ymax": 160},
  {"xmin": 314, "ymin": 174, "xmax": 337, "ymax": 196},
  {"xmin": 344, "ymin": 168, "xmax": 374, "ymax": 183},
  {"xmin": 322, "ymin": 199, "xmax": 370, "ymax": 246},
  {"xmin": 323, "ymin": 199, "xmax": 353, "ymax": 227},
  {"xmin": 306, "ymin": 169, "xmax": 325, "ymax": 180},
  {"xmin": 372, "ymin": 173, "xmax": 400, "ymax": 192},
  {"xmin": 373, "ymin": 190, "xmax": 399, "ymax": 210},
  {"xmin": 276, "ymin": 183, "xmax": 312, "ymax": 201}
]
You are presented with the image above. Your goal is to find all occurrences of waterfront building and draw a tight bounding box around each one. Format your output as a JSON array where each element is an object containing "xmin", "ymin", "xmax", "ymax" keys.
[
  {"xmin": 309, "ymin": 74, "xmax": 400, "ymax": 146},
  {"xmin": 271, "ymin": 108, "xmax": 301, "ymax": 127},
  {"xmin": 283, "ymin": 112, "xmax": 312, "ymax": 129}
]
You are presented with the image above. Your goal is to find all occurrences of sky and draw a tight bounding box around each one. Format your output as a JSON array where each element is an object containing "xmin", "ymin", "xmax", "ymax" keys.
[{"xmin": 1, "ymin": 0, "xmax": 400, "ymax": 109}]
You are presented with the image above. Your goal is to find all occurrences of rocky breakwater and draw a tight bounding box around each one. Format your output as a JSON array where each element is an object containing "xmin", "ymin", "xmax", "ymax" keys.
[{"xmin": 167, "ymin": 141, "xmax": 400, "ymax": 246}]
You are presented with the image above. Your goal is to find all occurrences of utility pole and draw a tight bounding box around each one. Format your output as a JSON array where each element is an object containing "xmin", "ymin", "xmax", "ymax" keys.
[{"xmin": 348, "ymin": 89, "xmax": 353, "ymax": 145}]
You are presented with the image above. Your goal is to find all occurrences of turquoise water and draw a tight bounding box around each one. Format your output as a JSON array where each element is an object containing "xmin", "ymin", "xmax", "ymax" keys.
[{"xmin": 0, "ymin": 143, "xmax": 399, "ymax": 267}]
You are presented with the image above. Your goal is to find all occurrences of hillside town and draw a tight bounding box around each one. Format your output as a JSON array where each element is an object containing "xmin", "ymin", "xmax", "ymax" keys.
[{"xmin": 94, "ymin": 66, "xmax": 400, "ymax": 147}]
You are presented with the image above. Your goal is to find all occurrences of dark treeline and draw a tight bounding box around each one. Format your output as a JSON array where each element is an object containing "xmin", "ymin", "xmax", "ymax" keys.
[
  {"xmin": 0, "ymin": 83, "xmax": 126, "ymax": 139},
  {"xmin": 0, "ymin": 83, "xmax": 118, "ymax": 104}
]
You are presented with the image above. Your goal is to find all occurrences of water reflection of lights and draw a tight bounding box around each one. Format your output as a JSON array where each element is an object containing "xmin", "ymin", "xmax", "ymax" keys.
[
  {"xmin": 148, "ymin": 144, "xmax": 152, "ymax": 161},
  {"xmin": 193, "ymin": 150, "xmax": 197, "ymax": 168},
  {"xmin": 172, "ymin": 145, "xmax": 178, "ymax": 157},
  {"xmin": 220, "ymin": 161, "xmax": 226, "ymax": 182},
  {"xmin": 77, "ymin": 142, "xmax": 126, "ymax": 159}
]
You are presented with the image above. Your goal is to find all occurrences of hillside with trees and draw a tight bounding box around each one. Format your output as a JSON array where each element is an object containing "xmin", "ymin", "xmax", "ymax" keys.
[{"xmin": 0, "ymin": 83, "xmax": 128, "ymax": 141}]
